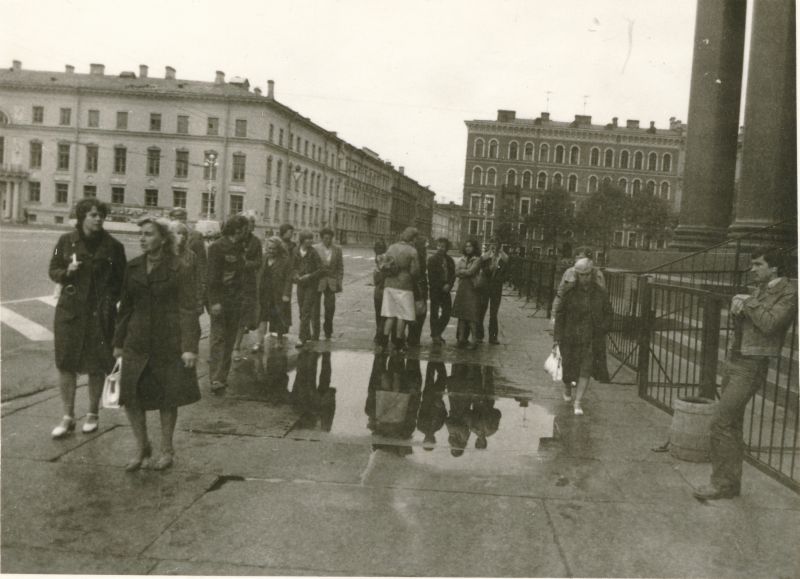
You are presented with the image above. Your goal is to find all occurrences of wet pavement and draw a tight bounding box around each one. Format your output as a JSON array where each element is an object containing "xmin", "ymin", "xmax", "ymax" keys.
[{"xmin": 3, "ymin": 277, "xmax": 800, "ymax": 577}]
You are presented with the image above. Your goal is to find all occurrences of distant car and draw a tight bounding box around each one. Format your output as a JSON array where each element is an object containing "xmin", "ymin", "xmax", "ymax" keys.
[{"xmin": 194, "ymin": 219, "xmax": 221, "ymax": 239}]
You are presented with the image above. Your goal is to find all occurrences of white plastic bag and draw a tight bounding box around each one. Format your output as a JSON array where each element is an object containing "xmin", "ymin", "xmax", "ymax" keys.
[
  {"xmin": 543, "ymin": 346, "xmax": 563, "ymax": 382},
  {"xmin": 102, "ymin": 358, "xmax": 122, "ymax": 409}
]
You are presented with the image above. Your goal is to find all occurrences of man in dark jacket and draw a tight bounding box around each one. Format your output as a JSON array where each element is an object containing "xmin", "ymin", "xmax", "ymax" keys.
[
  {"xmin": 407, "ymin": 237, "xmax": 429, "ymax": 347},
  {"xmin": 207, "ymin": 215, "xmax": 249, "ymax": 393},
  {"xmin": 292, "ymin": 231, "xmax": 323, "ymax": 348},
  {"xmin": 478, "ymin": 238, "xmax": 509, "ymax": 345},
  {"xmin": 233, "ymin": 213, "xmax": 263, "ymax": 355},
  {"xmin": 427, "ymin": 237, "xmax": 456, "ymax": 345}
]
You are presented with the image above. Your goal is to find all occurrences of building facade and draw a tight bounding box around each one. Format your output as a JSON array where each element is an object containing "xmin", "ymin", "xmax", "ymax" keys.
[
  {"xmin": 461, "ymin": 110, "xmax": 686, "ymax": 254},
  {"xmin": 0, "ymin": 60, "xmax": 436, "ymax": 244},
  {"xmin": 389, "ymin": 168, "xmax": 435, "ymax": 241},
  {"xmin": 432, "ymin": 201, "xmax": 464, "ymax": 247}
]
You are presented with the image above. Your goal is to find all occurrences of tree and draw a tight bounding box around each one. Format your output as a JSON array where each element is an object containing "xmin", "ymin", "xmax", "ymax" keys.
[
  {"xmin": 626, "ymin": 193, "xmax": 676, "ymax": 249},
  {"xmin": 524, "ymin": 186, "xmax": 574, "ymax": 256},
  {"xmin": 574, "ymin": 182, "xmax": 628, "ymax": 256}
]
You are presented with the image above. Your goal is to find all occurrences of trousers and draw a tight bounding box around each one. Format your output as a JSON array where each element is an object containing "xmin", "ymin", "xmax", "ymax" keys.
[
  {"xmin": 209, "ymin": 303, "xmax": 241, "ymax": 384},
  {"xmin": 313, "ymin": 287, "xmax": 336, "ymax": 339},
  {"xmin": 297, "ymin": 285, "xmax": 319, "ymax": 342},
  {"xmin": 429, "ymin": 290, "xmax": 452, "ymax": 338},
  {"xmin": 710, "ymin": 354, "xmax": 769, "ymax": 491},
  {"xmin": 478, "ymin": 283, "xmax": 503, "ymax": 340}
]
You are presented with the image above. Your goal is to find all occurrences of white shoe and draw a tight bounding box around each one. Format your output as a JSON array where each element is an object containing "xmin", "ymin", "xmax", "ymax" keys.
[
  {"xmin": 51, "ymin": 416, "xmax": 76, "ymax": 438},
  {"xmin": 82, "ymin": 413, "xmax": 99, "ymax": 433},
  {"xmin": 573, "ymin": 404, "xmax": 584, "ymax": 416}
]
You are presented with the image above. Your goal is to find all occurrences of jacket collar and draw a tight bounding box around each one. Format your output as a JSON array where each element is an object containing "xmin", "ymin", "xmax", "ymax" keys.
[{"xmin": 128, "ymin": 253, "xmax": 178, "ymax": 284}]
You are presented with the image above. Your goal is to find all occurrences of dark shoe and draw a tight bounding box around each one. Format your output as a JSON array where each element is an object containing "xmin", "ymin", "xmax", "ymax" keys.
[
  {"xmin": 325, "ymin": 334, "xmax": 332, "ymax": 340},
  {"xmin": 466, "ymin": 342, "xmax": 478, "ymax": 350},
  {"xmin": 125, "ymin": 443, "xmax": 152, "ymax": 472},
  {"xmin": 456, "ymin": 341, "xmax": 467, "ymax": 349},
  {"xmin": 693, "ymin": 484, "xmax": 740, "ymax": 501},
  {"xmin": 489, "ymin": 337, "xmax": 500, "ymax": 345},
  {"xmin": 210, "ymin": 381, "xmax": 227, "ymax": 395},
  {"xmin": 295, "ymin": 340, "xmax": 305, "ymax": 349},
  {"xmin": 51, "ymin": 416, "xmax": 76, "ymax": 439},
  {"xmin": 152, "ymin": 451, "xmax": 174, "ymax": 471}
]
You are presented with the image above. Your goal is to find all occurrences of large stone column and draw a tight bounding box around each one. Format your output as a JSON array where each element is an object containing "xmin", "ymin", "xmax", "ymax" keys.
[
  {"xmin": 671, "ymin": 0, "xmax": 747, "ymax": 251},
  {"xmin": 728, "ymin": 0, "xmax": 797, "ymax": 247}
]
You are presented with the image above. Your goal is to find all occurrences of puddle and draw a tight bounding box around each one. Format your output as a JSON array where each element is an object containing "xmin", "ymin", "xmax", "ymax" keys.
[{"xmin": 229, "ymin": 347, "xmax": 557, "ymax": 457}]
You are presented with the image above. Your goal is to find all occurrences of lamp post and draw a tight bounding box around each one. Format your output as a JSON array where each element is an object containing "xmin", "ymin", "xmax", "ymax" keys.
[
  {"xmin": 204, "ymin": 152, "xmax": 218, "ymax": 219},
  {"xmin": 289, "ymin": 164, "xmax": 302, "ymax": 226}
]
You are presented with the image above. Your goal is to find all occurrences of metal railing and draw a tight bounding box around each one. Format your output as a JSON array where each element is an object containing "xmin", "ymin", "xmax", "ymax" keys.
[{"xmin": 508, "ymin": 256, "xmax": 564, "ymax": 318}]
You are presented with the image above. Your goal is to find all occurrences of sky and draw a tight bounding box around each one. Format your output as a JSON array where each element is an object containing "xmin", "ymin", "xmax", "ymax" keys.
[{"xmin": 2, "ymin": 0, "xmax": 710, "ymax": 203}]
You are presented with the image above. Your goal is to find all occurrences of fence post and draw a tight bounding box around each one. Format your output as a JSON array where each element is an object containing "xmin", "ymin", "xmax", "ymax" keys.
[
  {"xmin": 636, "ymin": 275, "xmax": 653, "ymax": 398},
  {"xmin": 546, "ymin": 261, "xmax": 557, "ymax": 319},
  {"xmin": 700, "ymin": 294, "xmax": 723, "ymax": 400}
]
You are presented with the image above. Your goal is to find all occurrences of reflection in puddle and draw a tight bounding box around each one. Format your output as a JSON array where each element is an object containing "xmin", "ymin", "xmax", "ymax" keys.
[{"xmin": 241, "ymin": 346, "xmax": 555, "ymax": 458}]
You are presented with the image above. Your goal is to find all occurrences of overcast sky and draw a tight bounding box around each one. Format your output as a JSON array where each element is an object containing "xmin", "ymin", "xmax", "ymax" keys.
[{"xmin": 3, "ymin": 0, "xmax": 722, "ymax": 203}]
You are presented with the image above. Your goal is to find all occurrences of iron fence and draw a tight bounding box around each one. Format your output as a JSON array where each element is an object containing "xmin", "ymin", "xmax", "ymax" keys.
[{"xmin": 508, "ymin": 256, "xmax": 565, "ymax": 318}]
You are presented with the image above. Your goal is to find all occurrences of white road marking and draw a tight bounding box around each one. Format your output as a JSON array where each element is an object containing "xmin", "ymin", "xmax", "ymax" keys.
[
  {"xmin": 350, "ymin": 256, "xmax": 364, "ymax": 259},
  {"xmin": 37, "ymin": 295, "xmax": 59, "ymax": 307},
  {"xmin": 0, "ymin": 295, "xmax": 55, "ymax": 306},
  {"xmin": 0, "ymin": 306, "xmax": 54, "ymax": 341}
]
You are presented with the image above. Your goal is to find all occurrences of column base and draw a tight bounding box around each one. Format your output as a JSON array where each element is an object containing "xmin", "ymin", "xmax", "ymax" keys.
[
  {"xmin": 670, "ymin": 225, "xmax": 729, "ymax": 252},
  {"xmin": 728, "ymin": 219, "xmax": 798, "ymax": 250}
]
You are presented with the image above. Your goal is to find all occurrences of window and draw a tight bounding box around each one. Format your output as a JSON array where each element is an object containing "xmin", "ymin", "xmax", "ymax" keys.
[
  {"xmin": 590, "ymin": 147, "xmax": 600, "ymax": 166},
  {"xmin": 506, "ymin": 169, "xmax": 516, "ymax": 186},
  {"xmin": 114, "ymin": 146, "xmax": 127, "ymax": 174},
  {"xmin": 536, "ymin": 172, "xmax": 547, "ymax": 190},
  {"xmin": 85, "ymin": 145, "xmax": 98, "ymax": 172},
  {"xmin": 274, "ymin": 199, "xmax": 280, "ymax": 220},
  {"xmin": 279, "ymin": 128, "xmax": 284, "ymax": 147},
  {"xmin": 632, "ymin": 179, "xmax": 642, "ymax": 195},
  {"xmin": 232, "ymin": 153, "xmax": 246, "ymax": 182},
  {"xmin": 301, "ymin": 205, "xmax": 307, "ymax": 225},
  {"xmin": 488, "ymin": 140, "xmax": 498, "ymax": 158},
  {"xmin": 486, "ymin": 168, "xmax": 497, "ymax": 186},
  {"xmin": 296, "ymin": 136, "xmax": 301, "ymax": 151},
  {"xmin": 614, "ymin": 231, "xmax": 624, "ymax": 246},
  {"xmin": 55, "ymin": 216, "xmax": 64, "ymax": 224},
  {"xmin": 173, "ymin": 189, "xmax": 187, "ymax": 208},
  {"xmin": 28, "ymin": 182, "xmax": 40, "ymax": 202},
  {"xmin": 269, "ymin": 124, "xmax": 274, "ymax": 142},
  {"xmin": 568, "ymin": 174, "xmax": 578, "ymax": 193},
  {"xmin": 112, "ymin": 187, "xmax": 125, "ymax": 204},
  {"xmin": 619, "ymin": 178, "xmax": 628, "ymax": 193},
  {"xmin": 555, "ymin": 145, "xmax": 565, "ymax": 164},
  {"xmin": 520, "ymin": 198, "xmax": 530, "ymax": 215},
  {"xmin": 646, "ymin": 180, "xmax": 656, "ymax": 196},
  {"xmin": 204, "ymin": 151, "xmax": 218, "ymax": 180},
  {"xmin": 266, "ymin": 156, "xmax": 273, "ymax": 184},
  {"xmin": 620, "ymin": 150, "xmax": 629, "ymax": 169},
  {"xmin": 147, "ymin": 148, "xmax": 160, "ymax": 176},
  {"xmin": 59, "ymin": 108, "xmax": 71, "ymax": 126},
  {"xmin": 32, "ymin": 106, "xmax": 44, "ymax": 124},
  {"xmin": 569, "ymin": 146, "xmax": 580, "ymax": 165},
  {"xmin": 524, "ymin": 142, "xmax": 534, "ymax": 161},
  {"xmin": 539, "ymin": 143, "xmax": 549, "ymax": 162},
  {"xmin": 83, "ymin": 185, "xmax": 97, "ymax": 198},
  {"xmin": 235, "ymin": 119, "xmax": 247, "ymax": 137},
  {"xmin": 145, "ymin": 189, "xmax": 159, "ymax": 207},
  {"xmin": 648, "ymin": 152, "xmax": 658, "ymax": 171},
  {"xmin": 484, "ymin": 196, "xmax": 494, "ymax": 214},
  {"xmin": 29, "ymin": 141, "xmax": 42, "ymax": 169},
  {"xmin": 88, "ymin": 109, "xmax": 99, "ymax": 128},
  {"xmin": 149, "ymin": 113, "xmax": 161, "ymax": 131},
  {"xmin": 276, "ymin": 160, "xmax": 282, "ymax": 185},
  {"xmin": 116, "ymin": 111, "xmax": 128, "ymax": 130},
  {"xmin": 553, "ymin": 173, "xmax": 563, "ymax": 188},
  {"xmin": 202, "ymin": 192, "xmax": 215, "ymax": 216},
  {"xmin": 175, "ymin": 150, "xmax": 189, "ymax": 178},
  {"xmin": 484, "ymin": 220, "xmax": 493, "ymax": 238},
  {"xmin": 473, "ymin": 138, "xmax": 484, "ymax": 157},
  {"xmin": 304, "ymin": 140, "xmax": 309, "ymax": 156},
  {"xmin": 469, "ymin": 219, "xmax": 479, "ymax": 235},
  {"xmin": 207, "ymin": 117, "xmax": 219, "ymax": 136},
  {"xmin": 588, "ymin": 176, "xmax": 598, "ymax": 193},
  {"xmin": 522, "ymin": 171, "xmax": 532, "ymax": 189},
  {"xmin": 508, "ymin": 141, "xmax": 518, "ymax": 160},
  {"xmin": 662, "ymin": 153, "xmax": 672, "ymax": 172},
  {"xmin": 55, "ymin": 183, "xmax": 69, "ymax": 204},
  {"xmin": 634, "ymin": 151, "xmax": 643, "ymax": 170},
  {"xmin": 470, "ymin": 194, "xmax": 481, "ymax": 212},
  {"xmin": 57, "ymin": 143, "xmax": 70, "ymax": 170},
  {"xmin": 660, "ymin": 181, "xmax": 670, "ymax": 199},
  {"xmin": 177, "ymin": 115, "xmax": 189, "ymax": 134},
  {"xmin": 627, "ymin": 232, "xmax": 637, "ymax": 248},
  {"xmin": 604, "ymin": 149, "xmax": 614, "ymax": 167}
]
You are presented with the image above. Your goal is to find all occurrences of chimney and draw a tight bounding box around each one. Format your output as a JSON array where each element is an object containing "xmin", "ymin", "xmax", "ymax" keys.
[
  {"xmin": 254, "ymin": 86, "xmax": 262, "ymax": 96},
  {"xmin": 399, "ymin": 166, "xmax": 405, "ymax": 175},
  {"xmin": 497, "ymin": 109, "xmax": 516, "ymax": 122},
  {"xmin": 541, "ymin": 112, "xmax": 550, "ymax": 122},
  {"xmin": 89, "ymin": 63, "xmax": 105, "ymax": 75},
  {"xmin": 139, "ymin": 64, "xmax": 148, "ymax": 78},
  {"xmin": 65, "ymin": 64, "xmax": 75, "ymax": 74},
  {"xmin": 574, "ymin": 114, "xmax": 592, "ymax": 126},
  {"xmin": 267, "ymin": 79, "xmax": 275, "ymax": 98},
  {"xmin": 626, "ymin": 119, "xmax": 639, "ymax": 129},
  {"xmin": 12, "ymin": 60, "xmax": 21, "ymax": 72},
  {"xmin": 648, "ymin": 120, "xmax": 656, "ymax": 133},
  {"xmin": 165, "ymin": 66, "xmax": 176, "ymax": 80},
  {"xmin": 612, "ymin": 117, "xmax": 618, "ymax": 127}
]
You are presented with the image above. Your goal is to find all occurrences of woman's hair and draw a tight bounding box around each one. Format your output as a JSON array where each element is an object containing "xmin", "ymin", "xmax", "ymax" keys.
[
  {"xmin": 463, "ymin": 238, "xmax": 482, "ymax": 257},
  {"xmin": 169, "ymin": 220, "xmax": 189, "ymax": 251},
  {"xmin": 436, "ymin": 237, "xmax": 451, "ymax": 251},
  {"xmin": 374, "ymin": 239, "xmax": 387, "ymax": 255},
  {"xmin": 74, "ymin": 198, "xmax": 109, "ymax": 228},
  {"xmin": 137, "ymin": 216, "xmax": 176, "ymax": 255},
  {"xmin": 400, "ymin": 227, "xmax": 418, "ymax": 242},
  {"xmin": 319, "ymin": 227, "xmax": 334, "ymax": 238},
  {"xmin": 266, "ymin": 236, "xmax": 287, "ymax": 256},
  {"xmin": 222, "ymin": 214, "xmax": 249, "ymax": 236},
  {"xmin": 298, "ymin": 230, "xmax": 314, "ymax": 243},
  {"xmin": 279, "ymin": 223, "xmax": 295, "ymax": 237}
]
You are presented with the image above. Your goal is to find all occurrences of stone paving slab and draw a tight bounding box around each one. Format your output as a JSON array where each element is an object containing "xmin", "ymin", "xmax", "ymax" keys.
[
  {"xmin": 177, "ymin": 393, "xmax": 297, "ymax": 438},
  {"xmin": 1, "ymin": 458, "xmax": 217, "ymax": 557},
  {"xmin": 144, "ymin": 478, "xmax": 568, "ymax": 577},
  {"xmin": 1, "ymin": 412, "xmax": 116, "ymax": 461},
  {"xmin": 0, "ymin": 544, "xmax": 158, "ymax": 575}
]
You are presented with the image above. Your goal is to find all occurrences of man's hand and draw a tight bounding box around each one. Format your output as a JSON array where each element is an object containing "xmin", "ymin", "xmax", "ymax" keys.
[
  {"xmin": 67, "ymin": 260, "xmax": 81, "ymax": 274},
  {"xmin": 281, "ymin": 296, "xmax": 290, "ymax": 303},
  {"xmin": 210, "ymin": 303, "xmax": 223, "ymax": 316},
  {"xmin": 181, "ymin": 352, "xmax": 197, "ymax": 368},
  {"xmin": 731, "ymin": 294, "xmax": 750, "ymax": 315},
  {"xmin": 442, "ymin": 284, "xmax": 451, "ymax": 293}
]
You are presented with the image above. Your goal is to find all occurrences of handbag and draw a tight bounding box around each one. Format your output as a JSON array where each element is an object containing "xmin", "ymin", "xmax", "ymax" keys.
[
  {"xmin": 543, "ymin": 345, "xmax": 563, "ymax": 382},
  {"xmin": 102, "ymin": 358, "xmax": 122, "ymax": 409}
]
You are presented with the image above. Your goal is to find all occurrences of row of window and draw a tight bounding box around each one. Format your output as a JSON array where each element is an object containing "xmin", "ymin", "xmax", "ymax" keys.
[
  {"xmin": 263, "ymin": 197, "xmax": 332, "ymax": 228},
  {"xmin": 472, "ymin": 139, "xmax": 674, "ymax": 172}
]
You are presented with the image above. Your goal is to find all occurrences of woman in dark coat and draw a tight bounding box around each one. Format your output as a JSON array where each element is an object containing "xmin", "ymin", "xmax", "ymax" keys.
[
  {"xmin": 113, "ymin": 217, "xmax": 200, "ymax": 471},
  {"xmin": 48, "ymin": 198, "xmax": 126, "ymax": 438},
  {"xmin": 257, "ymin": 236, "xmax": 293, "ymax": 342},
  {"xmin": 553, "ymin": 258, "xmax": 612, "ymax": 416},
  {"xmin": 452, "ymin": 238, "xmax": 490, "ymax": 350}
]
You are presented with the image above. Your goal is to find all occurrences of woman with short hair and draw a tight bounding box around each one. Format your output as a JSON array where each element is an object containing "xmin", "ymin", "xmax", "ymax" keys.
[
  {"xmin": 257, "ymin": 236, "xmax": 293, "ymax": 343},
  {"xmin": 113, "ymin": 217, "xmax": 201, "ymax": 470},
  {"xmin": 48, "ymin": 198, "xmax": 126, "ymax": 438},
  {"xmin": 452, "ymin": 238, "xmax": 489, "ymax": 350}
]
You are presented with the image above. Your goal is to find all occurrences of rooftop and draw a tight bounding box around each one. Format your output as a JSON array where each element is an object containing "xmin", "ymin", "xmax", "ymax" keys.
[{"xmin": 467, "ymin": 110, "xmax": 685, "ymax": 136}]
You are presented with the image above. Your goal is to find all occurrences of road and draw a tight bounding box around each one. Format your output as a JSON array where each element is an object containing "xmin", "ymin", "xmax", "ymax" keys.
[{"xmin": 0, "ymin": 226, "xmax": 376, "ymax": 401}]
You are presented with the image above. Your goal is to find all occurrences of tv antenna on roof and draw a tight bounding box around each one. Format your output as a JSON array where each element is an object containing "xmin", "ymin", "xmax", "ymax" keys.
[
  {"xmin": 583, "ymin": 95, "xmax": 590, "ymax": 114},
  {"xmin": 545, "ymin": 91, "xmax": 553, "ymax": 112}
]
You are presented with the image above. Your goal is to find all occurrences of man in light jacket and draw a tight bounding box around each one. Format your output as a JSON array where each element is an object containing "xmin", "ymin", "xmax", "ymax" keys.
[{"xmin": 312, "ymin": 227, "xmax": 344, "ymax": 341}]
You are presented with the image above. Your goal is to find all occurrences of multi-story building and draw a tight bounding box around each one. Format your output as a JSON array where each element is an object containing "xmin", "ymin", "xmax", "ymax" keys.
[
  {"xmin": 461, "ymin": 110, "xmax": 686, "ymax": 254},
  {"xmin": 0, "ymin": 60, "xmax": 435, "ymax": 244},
  {"xmin": 390, "ymin": 168, "xmax": 435, "ymax": 241},
  {"xmin": 432, "ymin": 201, "xmax": 464, "ymax": 247}
]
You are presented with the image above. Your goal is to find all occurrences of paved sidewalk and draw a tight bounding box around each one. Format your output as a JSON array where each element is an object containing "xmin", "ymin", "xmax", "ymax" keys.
[{"xmin": 2, "ymin": 275, "xmax": 799, "ymax": 577}]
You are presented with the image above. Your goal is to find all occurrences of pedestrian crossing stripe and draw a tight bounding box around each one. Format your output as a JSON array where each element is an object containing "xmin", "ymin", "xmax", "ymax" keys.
[{"xmin": 0, "ymin": 305, "xmax": 54, "ymax": 341}]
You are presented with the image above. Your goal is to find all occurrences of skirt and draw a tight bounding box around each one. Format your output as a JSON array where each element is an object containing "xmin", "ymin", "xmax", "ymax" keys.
[{"xmin": 381, "ymin": 288, "xmax": 416, "ymax": 322}]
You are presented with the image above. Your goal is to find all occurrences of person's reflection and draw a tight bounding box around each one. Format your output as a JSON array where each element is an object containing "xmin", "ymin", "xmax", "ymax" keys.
[
  {"xmin": 365, "ymin": 353, "xmax": 420, "ymax": 456},
  {"xmin": 291, "ymin": 351, "xmax": 336, "ymax": 431},
  {"xmin": 467, "ymin": 365, "xmax": 501, "ymax": 450},
  {"xmin": 257, "ymin": 343, "xmax": 290, "ymax": 404},
  {"xmin": 446, "ymin": 363, "xmax": 472, "ymax": 456},
  {"xmin": 417, "ymin": 361, "xmax": 448, "ymax": 450}
]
